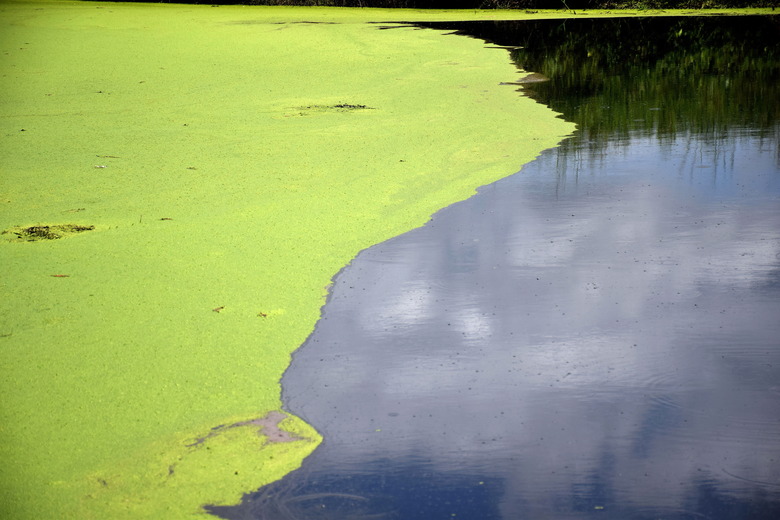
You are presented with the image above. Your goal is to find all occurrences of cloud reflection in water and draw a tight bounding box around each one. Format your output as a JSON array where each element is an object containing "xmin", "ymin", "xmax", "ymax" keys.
[
  {"xmin": 209, "ymin": 122, "xmax": 780, "ymax": 520},
  {"xmin": 262, "ymin": 128, "xmax": 780, "ymax": 520}
]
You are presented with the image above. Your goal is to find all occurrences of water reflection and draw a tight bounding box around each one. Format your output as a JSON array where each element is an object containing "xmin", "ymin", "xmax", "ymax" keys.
[
  {"xmin": 210, "ymin": 17, "xmax": 780, "ymax": 520},
  {"xmin": 430, "ymin": 16, "xmax": 780, "ymax": 140}
]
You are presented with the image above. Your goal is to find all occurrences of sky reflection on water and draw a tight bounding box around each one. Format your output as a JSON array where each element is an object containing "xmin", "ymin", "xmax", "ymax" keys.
[
  {"xmin": 211, "ymin": 17, "xmax": 780, "ymax": 520},
  {"xmin": 210, "ymin": 128, "xmax": 780, "ymax": 520},
  {"xmin": 293, "ymin": 131, "xmax": 777, "ymax": 517}
]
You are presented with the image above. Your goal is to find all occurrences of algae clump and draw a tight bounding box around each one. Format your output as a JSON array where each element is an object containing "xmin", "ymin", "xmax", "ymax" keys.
[
  {"xmin": 0, "ymin": 1, "xmax": 576, "ymax": 518},
  {"xmin": 3, "ymin": 223, "xmax": 95, "ymax": 241}
]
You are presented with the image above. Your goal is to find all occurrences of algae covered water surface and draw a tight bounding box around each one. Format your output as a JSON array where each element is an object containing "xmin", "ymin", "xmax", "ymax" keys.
[{"xmin": 0, "ymin": 1, "xmax": 579, "ymax": 517}]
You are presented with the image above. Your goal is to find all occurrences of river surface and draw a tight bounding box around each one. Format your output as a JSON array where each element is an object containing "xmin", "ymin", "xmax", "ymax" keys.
[{"xmin": 210, "ymin": 16, "xmax": 780, "ymax": 520}]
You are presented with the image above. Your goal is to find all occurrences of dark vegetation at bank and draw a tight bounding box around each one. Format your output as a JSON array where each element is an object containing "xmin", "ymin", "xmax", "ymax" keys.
[
  {"xmin": 91, "ymin": 0, "xmax": 779, "ymax": 10},
  {"xmin": 420, "ymin": 16, "xmax": 780, "ymax": 145}
]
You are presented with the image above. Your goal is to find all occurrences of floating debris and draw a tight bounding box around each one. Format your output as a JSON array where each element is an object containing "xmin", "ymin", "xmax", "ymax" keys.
[
  {"xmin": 2, "ymin": 224, "xmax": 95, "ymax": 242},
  {"xmin": 291, "ymin": 103, "xmax": 375, "ymax": 116},
  {"xmin": 187, "ymin": 410, "xmax": 303, "ymax": 448}
]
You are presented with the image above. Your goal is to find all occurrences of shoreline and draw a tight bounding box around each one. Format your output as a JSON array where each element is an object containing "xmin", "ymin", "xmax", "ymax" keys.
[
  {"xmin": 3, "ymin": 2, "xmax": 772, "ymax": 517},
  {"xmin": 0, "ymin": 2, "xmax": 574, "ymax": 517}
]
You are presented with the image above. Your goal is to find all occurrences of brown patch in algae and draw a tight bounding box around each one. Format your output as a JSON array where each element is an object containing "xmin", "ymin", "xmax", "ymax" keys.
[
  {"xmin": 2, "ymin": 224, "xmax": 95, "ymax": 242},
  {"xmin": 187, "ymin": 411, "xmax": 302, "ymax": 448}
]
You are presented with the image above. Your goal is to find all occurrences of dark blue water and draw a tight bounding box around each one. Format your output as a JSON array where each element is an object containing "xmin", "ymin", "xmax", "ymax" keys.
[{"xmin": 210, "ymin": 17, "xmax": 780, "ymax": 520}]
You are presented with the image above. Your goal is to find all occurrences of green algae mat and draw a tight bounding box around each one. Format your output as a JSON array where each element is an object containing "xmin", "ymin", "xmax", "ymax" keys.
[{"xmin": 1, "ymin": 1, "xmax": 764, "ymax": 518}]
